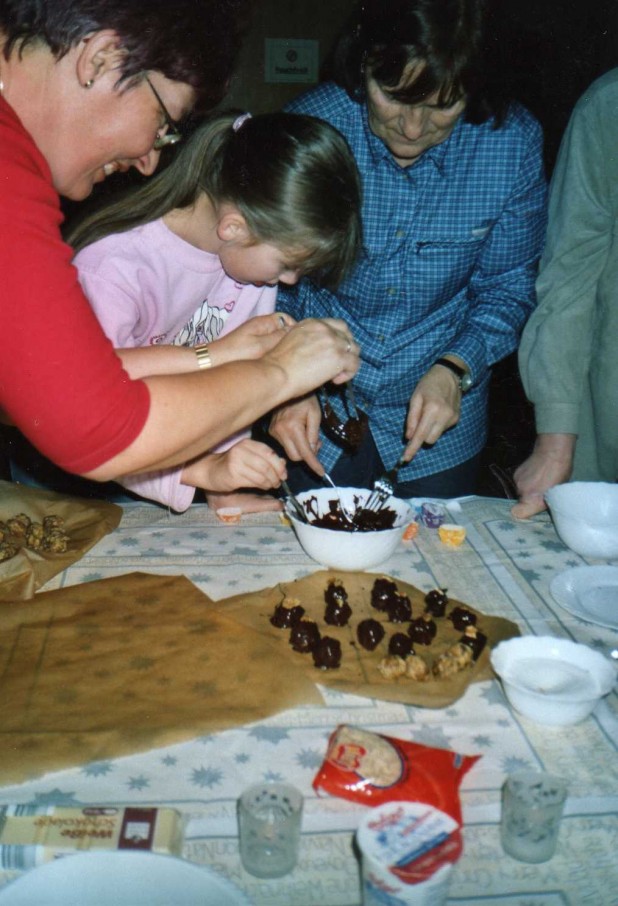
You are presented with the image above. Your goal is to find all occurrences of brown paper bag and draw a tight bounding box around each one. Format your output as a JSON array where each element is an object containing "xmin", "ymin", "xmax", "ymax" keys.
[
  {"xmin": 0, "ymin": 481, "xmax": 122, "ymax": 601},
  {"xmin": 0, "ymin": 572, "xmax": 321, "ymax": 785},
  {"xmin": 218, "ymin": 570, "xmax": 521, "ymax": 708}
]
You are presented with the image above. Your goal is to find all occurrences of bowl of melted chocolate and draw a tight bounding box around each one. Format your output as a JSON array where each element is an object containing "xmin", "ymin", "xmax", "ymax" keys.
[{"xmin": 285, "ymin": 487, "xmax": 414, "ymax": 570}]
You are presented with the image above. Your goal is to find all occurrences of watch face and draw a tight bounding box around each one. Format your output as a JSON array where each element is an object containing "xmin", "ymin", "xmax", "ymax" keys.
[{"xmin": 460, "ymin": 371, "xmax": 473, "ymax": 392}]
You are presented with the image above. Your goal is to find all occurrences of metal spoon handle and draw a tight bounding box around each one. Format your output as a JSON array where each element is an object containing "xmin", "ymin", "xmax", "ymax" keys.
[
  {"xmin": 281, "ymin": 480, "xmax": 307, "ymax": 522},
  {"xmin": 322, "ymin": 472, "xmax": 355, "ymax": 523}
]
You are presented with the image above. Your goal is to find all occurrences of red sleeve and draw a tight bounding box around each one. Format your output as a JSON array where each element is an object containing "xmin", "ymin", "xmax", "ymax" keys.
[{"xmin": 0, "ymin": 101, "xmax": 150, "ymax": 474}]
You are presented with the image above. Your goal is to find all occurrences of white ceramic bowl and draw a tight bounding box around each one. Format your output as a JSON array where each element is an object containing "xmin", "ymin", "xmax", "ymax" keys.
[
  {"xmin": 545, "ymin": 482, "xmax": 618, "ymax": 560},
  {"xmin": 286, "ymin": 486, "xmax": 414, "ymax": 571},
  {"xmin": 491, "ymin": 636, "xmax": 616, "ymax": 726}
]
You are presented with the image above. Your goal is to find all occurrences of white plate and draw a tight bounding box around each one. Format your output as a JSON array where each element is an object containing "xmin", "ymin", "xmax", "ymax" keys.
[
  {"xmin": 550, "ymin": 566, "xmax": 618, "ymax": 630},
  {"xmin": 0, "ymin": 851, "xmax": 251, "ymax": 906}
]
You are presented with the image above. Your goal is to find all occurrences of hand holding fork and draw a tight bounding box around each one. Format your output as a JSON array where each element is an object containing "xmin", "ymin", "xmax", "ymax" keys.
[{"xmin": 362, "ymin": 453, "xmax": 409, "ymax": 514}]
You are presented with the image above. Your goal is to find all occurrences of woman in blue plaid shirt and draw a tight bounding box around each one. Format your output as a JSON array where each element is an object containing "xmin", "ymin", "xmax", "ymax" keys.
[{"xmin": 269, "ymin": 0, "xmax": 547, "ymax": 499}]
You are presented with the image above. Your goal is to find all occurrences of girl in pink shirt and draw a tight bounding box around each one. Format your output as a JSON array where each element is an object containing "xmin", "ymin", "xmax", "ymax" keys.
[{"xmin": 60, "ymin": 110, "xmax": 361, "ymax": 513}]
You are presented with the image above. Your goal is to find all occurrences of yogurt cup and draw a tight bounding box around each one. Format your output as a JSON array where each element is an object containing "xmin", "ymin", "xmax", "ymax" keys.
[{"xmin": 356, "ymin": 801, "xmax": 461, "ymax": 906}]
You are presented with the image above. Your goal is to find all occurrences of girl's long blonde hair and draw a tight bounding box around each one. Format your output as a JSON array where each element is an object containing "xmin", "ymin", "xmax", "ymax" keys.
[{"xmin": 66, "ymin": 110, "xmax": 362, "ymax": 287}]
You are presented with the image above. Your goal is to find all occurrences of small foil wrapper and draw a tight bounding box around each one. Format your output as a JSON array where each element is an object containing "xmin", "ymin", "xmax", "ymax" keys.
[
  {"xmin": 420, "ymin": 502, "xmax": 447, "ymax": 529},
  {"xmin": 438, "ymin": 524, "xmax": 467, "ymax": 548},
  {"xmin": 402, "ymin": 521, "xmax": 419, "ymax": 541},
  {"xmin": 215, "ymin": 507, "xmax": 242, "ymax": 524}
]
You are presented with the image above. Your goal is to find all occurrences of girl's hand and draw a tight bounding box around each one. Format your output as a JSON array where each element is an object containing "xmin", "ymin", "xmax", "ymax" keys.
[
  {"xmin": 269, "ymin": 394, "xmax": 323, "ymax": 476},
  {"xmin": 181, "ymin": 439, "xmax": 287, "ymax": 492},
  {"xmin": 403, "ymin": 365, "xmax": 461, "ymax": 460},
  {"xmin": 209, "ymin": 313, "xmax": 295, "ymax": 365}
]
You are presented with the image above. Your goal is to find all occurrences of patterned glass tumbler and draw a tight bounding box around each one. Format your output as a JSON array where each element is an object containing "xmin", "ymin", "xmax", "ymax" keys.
[
  {"xmin": 238, "ymin": 782, "xmax": 303, "ymax": 878},
  {"xmin": 500, "ymin": 771, "xmax": 567, "ymax": 863}
]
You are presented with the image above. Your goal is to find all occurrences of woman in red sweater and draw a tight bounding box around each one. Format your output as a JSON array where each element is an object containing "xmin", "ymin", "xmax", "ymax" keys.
[{"xmin": 0, "ymin": 0, "xmax": 359, "ymax": 486}]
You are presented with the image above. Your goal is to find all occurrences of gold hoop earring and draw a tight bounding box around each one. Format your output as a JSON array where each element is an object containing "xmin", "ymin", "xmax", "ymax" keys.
[{"xmin": 83, "ymin": 79, "xmax": 94, "ymax": 89}]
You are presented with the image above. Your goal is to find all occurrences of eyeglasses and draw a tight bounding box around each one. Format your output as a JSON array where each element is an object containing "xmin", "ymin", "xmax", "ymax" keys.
[{"xmin": 145, "ymin": 76, "xmax": 182, "ymax": 150}]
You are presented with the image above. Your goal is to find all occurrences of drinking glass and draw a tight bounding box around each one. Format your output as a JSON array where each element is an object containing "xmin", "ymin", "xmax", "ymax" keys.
[
  {"xmin": 237, "ymin": 782, "xmax": 303, "ymax": 878},
  {"xmin": 500, "ymin": 771, "xmax": 567, "ymax": 863}
]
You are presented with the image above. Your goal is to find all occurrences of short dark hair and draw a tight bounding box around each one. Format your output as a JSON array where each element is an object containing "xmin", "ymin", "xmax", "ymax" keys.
[
  {"xmin": 0, "ymin": 0, "xmax": 252, "ymax": 111},
  {"xmin": 325, "ymin": 0, "xmax": 509, "ymax": 125}
]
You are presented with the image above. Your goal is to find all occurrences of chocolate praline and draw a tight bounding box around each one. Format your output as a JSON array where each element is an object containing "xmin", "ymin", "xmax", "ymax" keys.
[
  {"xmin": 388, "ymin": 632, "xmax": 414, "ymax": 657},
  {"xmin": 324, "ymin": 598, "xmax": 352, "ymax": 626},
  {"xmin": 357, "ymin": 618, "xmax": 385, "ymax": 651},
  {"xmin": 408, "ymin": 614, "xmax": 437, "ymax": 645},
  {"xmin": 386, "ymin": 593, "xmax": 412, "ymax": 623},
  {"xmin": 371, "ymin": 576, "xmax": 398, "ymax": 611},
  {"xmin": 324, "ymin": 579, "xmax": 348, "ymax": 606},
  {"xmin": 270, "ymin": 601, "xmax": 305, "ymax": 629},
  {"xmin": 289, "ymin": 619, "xmax": 320, "ymax": 653},
  {"xmin": 459, "ymin": 626, "xmax": 487, "ymax": 660},
  {"xmin": 448, "ymin": 606, "xmax": 477, "ymax": 631},
  {"xmin": 424, "ymin": 588, "xmax": 448, "ymax": 617},
  {"xmin": 312, "ymin": 636, "xmax": 342, "ymax": 669}
]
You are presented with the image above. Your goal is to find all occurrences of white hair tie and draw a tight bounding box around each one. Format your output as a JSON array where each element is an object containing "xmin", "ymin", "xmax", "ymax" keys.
[{"xmin": 232, "ymin": 112, "xmax": 252, "ymax": 132}]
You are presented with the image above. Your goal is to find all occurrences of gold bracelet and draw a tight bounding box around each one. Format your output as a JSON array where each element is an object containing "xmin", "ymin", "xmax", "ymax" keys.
[{"xmin": 194, "ymin": 343, "xmax": 212, "ymax": 370}]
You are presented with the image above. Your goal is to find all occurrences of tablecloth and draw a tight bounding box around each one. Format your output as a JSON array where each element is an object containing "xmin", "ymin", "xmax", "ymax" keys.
[{"xmin": 0, "ymin": 496, "xmax": 616, "ymax": 905}]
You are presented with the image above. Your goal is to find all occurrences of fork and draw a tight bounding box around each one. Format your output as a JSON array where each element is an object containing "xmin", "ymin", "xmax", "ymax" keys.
[{"xmin": 362, "ymin": 454, "xmax": 407, "ymax": 513}]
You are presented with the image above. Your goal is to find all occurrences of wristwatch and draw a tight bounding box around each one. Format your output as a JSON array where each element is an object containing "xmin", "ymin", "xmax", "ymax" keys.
[{"xmin": 435, "ymin": 357, "xmax": 473, "ymax": 393}]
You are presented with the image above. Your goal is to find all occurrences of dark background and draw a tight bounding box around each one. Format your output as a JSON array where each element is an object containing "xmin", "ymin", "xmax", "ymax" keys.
[{"xmin": 2, "ymin": 0, "xmax": 616, "ymax": 496}]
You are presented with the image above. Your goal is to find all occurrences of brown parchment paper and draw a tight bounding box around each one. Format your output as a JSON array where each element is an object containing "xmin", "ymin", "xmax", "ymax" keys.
[
  {"xmin": 0, "ymin": 572, "xmax": 321, "ymax": 785},
  {"xmin": 217, "ymin": 570, "xmax": 521, "ymax": 708},
  {"xmin": 0, "ymin": 481, "xmax": 122, "ymax": 601}
]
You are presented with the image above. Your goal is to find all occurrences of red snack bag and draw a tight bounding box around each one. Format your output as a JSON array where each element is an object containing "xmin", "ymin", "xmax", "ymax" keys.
[{"xmin": 312, "ymin": 724, "xmax": 480, "ymax": 823}]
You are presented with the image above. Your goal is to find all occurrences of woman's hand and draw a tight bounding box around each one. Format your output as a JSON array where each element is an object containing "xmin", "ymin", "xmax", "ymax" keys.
[
  {"xmin": 209, "ymin": 313, "xmax": 295, "ymax": 365},
  {"xmin": 511, "ymin": 434, "xmax": 576, "ymax": 519},
  {"xmin": 264, "ymin": 318, "xmax": 359, "ymax": 394},
  {"xmin": 269, "ymin": 395, "xmax": 324, "ymax": 476},
  {"xmin": 116, "ymin": 313, "xmax": 296, "ymax": 380},
  {"xmin": 403, "ymin": 364, "xmax": 461, "ymax": 460},
  {"xmin": 180, "ymin": 439, "xmax": 287, "ymax": 492}
]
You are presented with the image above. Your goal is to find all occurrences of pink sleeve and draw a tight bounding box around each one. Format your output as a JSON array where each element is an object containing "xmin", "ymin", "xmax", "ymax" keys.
[{"xmin": 118, "ymin": 468, "xmax": 195, "ymax": 513}]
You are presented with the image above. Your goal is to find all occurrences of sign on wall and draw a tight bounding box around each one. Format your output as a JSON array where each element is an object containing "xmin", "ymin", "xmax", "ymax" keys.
[{"xmin": 264, "ymin": 39, "xmax": 320, "ymax": 84}]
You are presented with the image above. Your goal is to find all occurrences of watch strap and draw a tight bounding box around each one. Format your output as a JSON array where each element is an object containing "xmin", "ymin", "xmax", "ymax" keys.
[
  {"xmin": 435, "ymin": 357, "xmax": 472, "ymax": 392},
  {"xmin": 435, "ymin": 357, "xmax": 465, "ymax": 379}
]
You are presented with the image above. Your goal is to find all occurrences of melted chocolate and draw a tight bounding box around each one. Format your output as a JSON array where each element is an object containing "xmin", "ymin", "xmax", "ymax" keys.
[
  {"xmin": 408, "ymin": 614, "xmax": 437, "ymax": 645},
  {"xmin": 324, "ymin": 598, "xmax": 352, "ymax": 626},
  {"xmin": 312, "ymin": 636, "xmax": 342, "ymax": 669},
  {"xmin": 289, "ymin": 619, "xmax": 320, "ymax": 653},
  {"xmin": 388, "ymin": 632, "xmax": 414, "ymax": 657},
  {"xmin": 371, "ymin": 576, "xmax": 399, "ymax": 611},
  {"xmin": 448, "ymin": 607, "xmax": 477, "ymax": 631},
  {"xmin": 424, "ymin": 588, "xmax": 449, "ymax": 617},
  {"xmin": 270, "ymin": 602, "xmax": 305, "ymax": 629},
  {"xmin": 386, "ymin": 593, "xmax": 412, "ymax": 623},
  {"xmin": 320, "ymin": 398, "xmax": 369, "ymax": 453},
  {"xmin": 304, "ymin": 496, "xmax": 397, "ymax": 532},
  {"xmin": 357, "ymin": 618, "xmax": 385, "ymax": 651}
]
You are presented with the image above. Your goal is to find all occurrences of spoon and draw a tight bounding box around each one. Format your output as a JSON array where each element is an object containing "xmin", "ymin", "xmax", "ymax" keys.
[
  {"xmin": 281, "ymin": 480, "xmax": 308, "ymax": 523},
  {"xmin": 321, "ymin": 472, "xmax": 356, "ymax": 524}
]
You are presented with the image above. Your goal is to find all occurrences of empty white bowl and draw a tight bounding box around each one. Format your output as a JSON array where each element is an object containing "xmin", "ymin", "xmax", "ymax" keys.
[
  {"xmin": 286, "ymin": 486, "xmax": 414, "ymax": 571},
  {"xmin": 545, "ymin": 482, "xmax": 618, "ymax": 560},
  {"xmin": 491, "ymin": 636, "xmax": 616, "ymax": 726}
]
